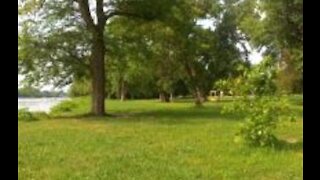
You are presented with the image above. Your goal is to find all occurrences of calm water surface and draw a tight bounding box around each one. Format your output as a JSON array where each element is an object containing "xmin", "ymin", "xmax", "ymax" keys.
[{"xmin": 18, "ymin": 97, "xmax": 68, "ymax": 112}]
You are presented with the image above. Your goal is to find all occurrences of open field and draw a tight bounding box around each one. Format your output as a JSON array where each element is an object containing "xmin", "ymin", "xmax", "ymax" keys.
[{"xmin": 18, "ymin": 96, "xmax": 303, "ymax": 180}]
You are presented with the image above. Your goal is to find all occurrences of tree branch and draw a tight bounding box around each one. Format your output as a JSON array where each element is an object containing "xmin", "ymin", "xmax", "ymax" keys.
[
  {"xmin": 76, "ymin": 0, "xmax": 96, "ymax": 32},
  {"xmin": 105, "ymin": 10, "xmax": 145, "ymax": 21},
  {"xmin": 96, "ymin": 0, "xmax": 106, "ymax": 30}
]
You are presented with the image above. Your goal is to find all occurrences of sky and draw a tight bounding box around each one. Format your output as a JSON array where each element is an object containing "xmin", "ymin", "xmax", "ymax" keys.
[{"xmin": 197, "ymin": 19, "xmax": 264, "ymax": 64}]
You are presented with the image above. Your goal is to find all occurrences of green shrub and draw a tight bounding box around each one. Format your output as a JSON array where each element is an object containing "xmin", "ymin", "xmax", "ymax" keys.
[
  {"xmin": 222, "ymin": 96, "xmax": 295, "ymax": 147},
  {"xmin": 68, "ymin": 78, "xmax": 91, "ymax": 97},
  {"xmin": 219, "ymin": 57, "xmax": 297, "ymax": 147},
  {"xmin": 18, "ymin": 108, "xmax": 38, "ymax": 121},
  {"xmin": 50, "ymin": 100, "xmax": 78, "ymax": 114}
]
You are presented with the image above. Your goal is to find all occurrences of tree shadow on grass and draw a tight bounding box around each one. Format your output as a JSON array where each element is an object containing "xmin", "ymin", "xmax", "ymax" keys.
[
  {"xmin": 131, "ymin": 107, "xmax": 241, "ymax": 121},
  {"xmin": 173, "ymin": 99, "xmax": 236, "ymax": 104},
  {"xmin": 49, "ymin": 105, "xmax": 243, "ymax": 125},
  {"xmin": 273, "ymin": 139, "xmax": 303, "ymax": 152},
  {"xmin": 49, "ymin": 112, "xmax": 117, "ymax": 120}
]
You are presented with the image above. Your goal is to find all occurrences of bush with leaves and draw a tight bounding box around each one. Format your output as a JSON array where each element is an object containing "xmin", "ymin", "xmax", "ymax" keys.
[
  {"xmin": 214, "ymin": 79, "xmax": 230, "ymax": 92},
  {"xmin": 222, "ymin": 57, "xmax": 295, "ymax": 147},
  {"xmin": 18, "ymin": 108, "xmax": 38, "ymax": 122},
  {"xmin": 50, "ymin": 100, "xmax": 78, "ymax": 114},
  {"xmin": 223, "ymin": 95, "xmax": 294, "ymax": 147}
]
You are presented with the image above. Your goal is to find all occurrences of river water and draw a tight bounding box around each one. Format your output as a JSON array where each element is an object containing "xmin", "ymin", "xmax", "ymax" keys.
[{"xmin": 18, "ymin": 97, "xmax": 68, "ymax": 112}]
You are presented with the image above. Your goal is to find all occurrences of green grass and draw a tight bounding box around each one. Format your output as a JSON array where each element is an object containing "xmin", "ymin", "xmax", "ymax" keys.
[{"xmin": 18, "ymin": 96, "xmax": 303, "ymax": 180}]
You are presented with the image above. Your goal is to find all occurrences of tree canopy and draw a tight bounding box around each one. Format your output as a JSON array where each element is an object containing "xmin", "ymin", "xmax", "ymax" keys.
[{"xmin": 18, "ymin": 0, "xmax": 303, "ymax": 115}]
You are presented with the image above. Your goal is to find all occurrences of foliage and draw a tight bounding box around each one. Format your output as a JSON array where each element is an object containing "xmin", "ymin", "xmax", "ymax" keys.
[
  {"xmin": 18, "ymin": 85, "xmax": 66, "ymax": 97},
  {"xmin": 68, "ymin": 77, "xmax": 91, "ymax": 97},
  {"xmin": 215, "ymin": 56, "xmax": 277, "ymax": 97},
  {"xmin": 50, "ymin": 100, "xmax": 78, "ymax": 114},
  {"xmin": 220, "ymin": 57, "xmax": 296, "ymax": 147},
  {"xmin": 247, "ymin": 57, "xmax": 277, "ymax": 95},
  {"xmin": 18, "ymin": 86, "xmax": 42, "ymax": 97},
  {"xmin": 19, "ymin": 0, "xmax": 180, "ymax": 114},
  {"xmin": 18, "ymin": 108, "xmax": 38, "ymax": 122},
  {"xmin": 105, "ymin": 21, "xmax": 160, "ymax": 99},
  {"xmin": 18, "ymin": 0, "xmax": 303, "ymax": 110},
  {"xmin": 214, "ymin": 79, "xmax": 231, "ymax": 92},
  {"xmin": 237, "ymin": 0, "xmax": 303, "ymax": 93},
  {"xmin": 223, "ymin": 96, "xmax": 295, "ymax": 147}
]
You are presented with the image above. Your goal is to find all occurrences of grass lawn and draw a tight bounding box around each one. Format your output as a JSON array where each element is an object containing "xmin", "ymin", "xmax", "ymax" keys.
[{"xmin": 18, "ymin": 96, "xmax": 303, "ymax": 180}]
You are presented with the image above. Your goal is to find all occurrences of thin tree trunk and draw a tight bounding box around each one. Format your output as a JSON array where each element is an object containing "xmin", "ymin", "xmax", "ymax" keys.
[
  {"xmin": 164, "ymin": 93, "xmax": 170, "ymax": 102},
  {"xmin": 159, "ymin": 91, "xmax": 170, "ymax": 102},
  {"xmin": 170, "ymin": 92, "xmax": 173, "ymax": 102},
  {"xmin": 159, "ymin": 92, "xmax": 165, "ymax": 102},
  {"xmin": 194, "ymin": 87, "xmax": 204, "ymax": 106},
  {"xmin": 120, "ymin": 80, "xmax": 127, "ymax": 101},
  {"xmin": 183, "ymin": 62, "xmax": 204, "ymax": 106},
  {"xmin": 117, "ymin": 76, "xmax": 123, "ymax": 99}
]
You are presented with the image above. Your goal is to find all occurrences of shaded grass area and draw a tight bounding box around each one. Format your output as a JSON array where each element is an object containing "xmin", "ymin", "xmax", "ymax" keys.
[{"xmin": 18, "ymin": 95, "xmax": 303, "ymax": 180}]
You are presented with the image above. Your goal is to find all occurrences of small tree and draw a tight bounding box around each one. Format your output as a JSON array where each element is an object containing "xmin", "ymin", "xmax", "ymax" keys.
[{"xmin": 222, "ymin": 57, "xmax": 295, "ymax": 147}]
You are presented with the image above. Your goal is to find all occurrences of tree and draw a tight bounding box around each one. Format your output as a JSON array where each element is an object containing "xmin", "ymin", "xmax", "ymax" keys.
[
  {"xmin": 167, "ymin": 0, "xmax": 247, "ymax": 105},
  {"xmin": 237, "ymin": 0, "xmax": 303, "ymax": 93},
  {"xmin": 105, "ymin": 17, "xmax": 158, "ymax": 100},
  {"xmin": 19, "ymin": 0, "xmax": 177, "ymax": 115},
  {"xmin": 18, "ymin": 85, "xmax": 42, "ymax": 97},
  {"xmin": 144, "ymin": 22, "xmax": 184, "ymax": 102},
  {"xmin": 18, "ymin": 85, "xmax": 65, "ymax": 97},
  {"xmin": 221, "ymin": 57, "xmax": 294, "ymax": 147}
]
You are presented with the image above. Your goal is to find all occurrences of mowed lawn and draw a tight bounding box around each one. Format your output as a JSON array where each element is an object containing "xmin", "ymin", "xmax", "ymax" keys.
[{"xmin": 18, "ymin": 96, "xmax": 303, "ymax": 180}]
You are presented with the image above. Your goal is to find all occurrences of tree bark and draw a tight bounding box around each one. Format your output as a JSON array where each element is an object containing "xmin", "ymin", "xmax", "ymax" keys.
[
  {"xmin": 117, "ymin": 76, "xmax": 123, "ymax": 99},
  {"xmin": 120, "ymin": 80, "xmax": 127, "ymax": 101},
  {"xmin": 159, "ymin": 92, "xmax": 170, "ymax": 102},
  {"xmin": 184, "ymin": 63, "xmax": 204, "ymax": 106},
  {"xmin": 90, "ymin": 33, "xmax": 106, "ymax": 116},
  {"xmin": 194, "ymin": 87, "xmax": 204, "ymax": 106},
  {"xmin": 77, "ymin": 0, "xmax": 107, "ymax": 116},
  {"xmin": 159, "ymin": 92, "xmax": 165, "ymax": 102}
]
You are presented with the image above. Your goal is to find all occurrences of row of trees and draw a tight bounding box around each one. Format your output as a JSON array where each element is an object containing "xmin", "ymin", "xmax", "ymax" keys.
[
  {"xmin": 18, "ymin": 86, "xmax": 66, "ymax": 97},
  {"xmin": 18, "ymin": 0, "xmax": 303, "ymax": 115}
]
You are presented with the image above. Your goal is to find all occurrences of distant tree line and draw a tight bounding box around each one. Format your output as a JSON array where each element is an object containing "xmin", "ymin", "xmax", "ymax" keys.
[{"xmin": 18, "ymin": 86, "xmax": 66, "ymax": 98}]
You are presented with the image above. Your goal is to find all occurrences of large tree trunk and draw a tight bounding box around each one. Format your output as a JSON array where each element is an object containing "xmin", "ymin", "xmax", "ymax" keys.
[
  {"xmin": 77, "ymin": 0, "xmax": 107, "ymax": 116},
  {"xmin": 90, "ymin": 33, "xmax": 106, "ymax": 116}
]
